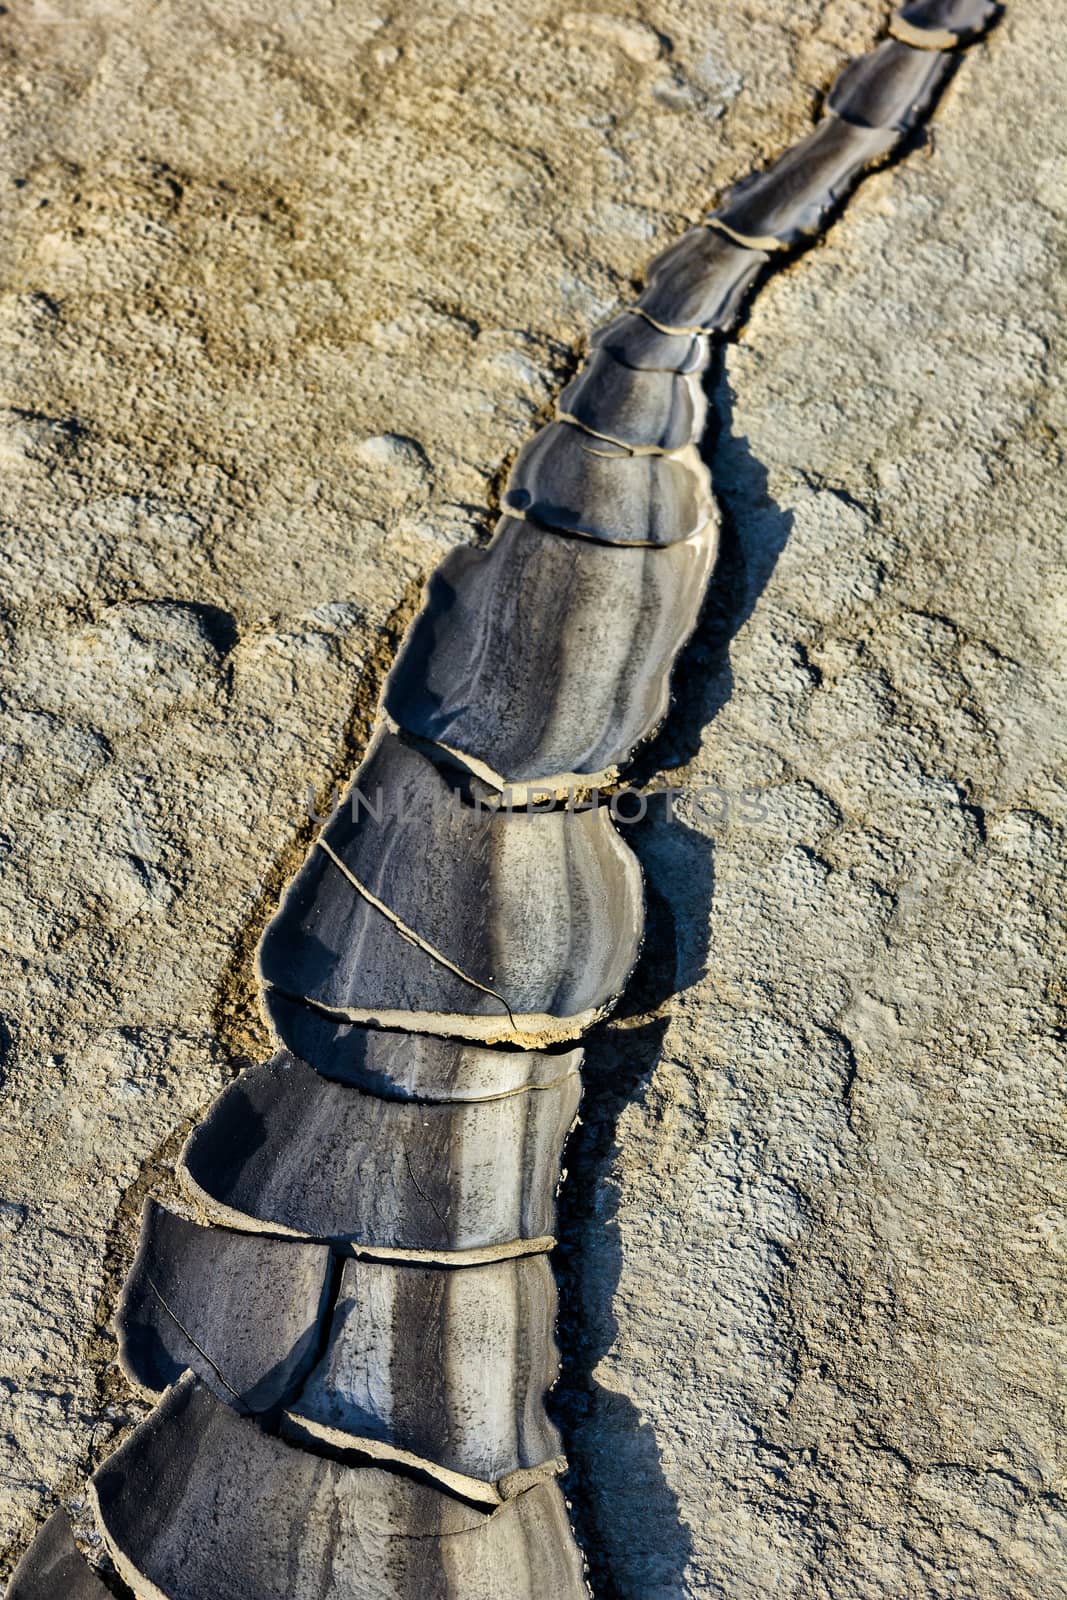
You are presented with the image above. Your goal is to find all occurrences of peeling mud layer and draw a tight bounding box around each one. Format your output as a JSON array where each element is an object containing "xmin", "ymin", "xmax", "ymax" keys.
[{"xmin": 0, "ymin": 2, "xmax": 1064, "ymax": 1597}]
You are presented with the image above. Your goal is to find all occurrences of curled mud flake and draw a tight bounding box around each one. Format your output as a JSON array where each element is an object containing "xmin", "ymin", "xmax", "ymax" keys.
[
  {"xmin": 115, "ymin": 1198, "xmax": 333, "ymax": 1411},
  {"xmin": 635, "ymin": 226, "xmax": 769, "ymax": 331},
  {"xmin": 890, "ymin": 0, "xmax": 1001, "ymax": 50},
  {"xmin": 558, "ymin": 346, "xmax": 707, "ymax": 451},
  {"xmin": 179, "ymin": 1050, "xmax": 581, "ymax": 1260},
  {"xmin": 827, "ymin": 38, "xmax": 952, "ymax": 131},
  {"xmin": 255, "ymin": 728, "xmax": 644, "ymax": 1045},
  {"xmin": 91, "ymin": 1375, "xmax": 589, "ymax": 1599},
  {"xmin": 503, "ymin": 419, "xmax": 717, "ymax": 546},
  {"xmin": 283, "ymin": 1254, "xmax": 564, "ymax": 1506},
  {"xmin": 588, "ymin": 311, "xmax": 708, "ymax": 373},
  {"xmin": 266, "ymin": 993, "xmax": 582, "ymax": 1102},
  {"xmin": 382, "ymin": 515, "xmax": 717, "ymax": 795},
  {"xmin": 6, "ymin": 1511, "xmax": 112, "ymax": 1600},
  {"xmin": 262, "ymin": 875, "xmax": 523, "ymax": 1043},
  {"xmin": 709, "ymin": 117, "xmax": 899, "ymax": 250}
]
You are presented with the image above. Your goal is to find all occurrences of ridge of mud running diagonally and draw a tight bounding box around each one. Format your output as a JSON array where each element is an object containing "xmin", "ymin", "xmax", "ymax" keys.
[{"xmin": 7, "ymin": 3, "xmax": 1002, "ymax": 1596}]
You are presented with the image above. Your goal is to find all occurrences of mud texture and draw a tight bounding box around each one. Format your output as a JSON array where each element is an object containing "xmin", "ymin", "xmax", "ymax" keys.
[{"xmin": 0, "ymin": 2, "xmax": 1063, "ymax": 1596}]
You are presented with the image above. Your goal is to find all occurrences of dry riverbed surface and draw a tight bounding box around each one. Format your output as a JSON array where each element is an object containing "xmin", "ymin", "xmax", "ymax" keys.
[{"xmin": 0, "ymin": 1, "xmax": 1063, "ymax": 1595}]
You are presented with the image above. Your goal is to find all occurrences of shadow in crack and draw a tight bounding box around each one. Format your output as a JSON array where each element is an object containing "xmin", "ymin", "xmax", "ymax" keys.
[
  {"xmin": 551, "ymin": 365, "xmax": 795, "ymax": 1598},
  {"xmin": 628, "ymin": 367, "xmax": 796, "ymax": 790}
]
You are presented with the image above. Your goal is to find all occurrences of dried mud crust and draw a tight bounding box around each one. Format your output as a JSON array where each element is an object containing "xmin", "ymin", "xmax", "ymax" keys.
[{"xmin": 0, "ymin": 3, "xmax": 1062, "ymax": 1599}]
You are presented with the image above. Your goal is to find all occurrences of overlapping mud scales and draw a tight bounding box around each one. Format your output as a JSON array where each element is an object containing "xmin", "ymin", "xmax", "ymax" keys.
[
  {"xmin": 257, "ymin": 728, "xmax": 644, "ymax": 1046},
  {"xmin": 710, "ymin": 117, "xmax": 900, "ymax": 250},
  {"xmin": 503, "ymin": 421, "xmax": 716, "ymax": 547},
  {"xmin": 634, "ymin": 227, "xmax": 768, "ymax": 332},
  {"xmin": 267, "ymin": 992, "xmax": 582, "ymax": 1101},
  {"xmin": 284, "ymin": 1254, "xmax": 564, "ymax": 1505},
  {"xmin": 382, "ymin": 515, "xmax": 717, "ymax": 795},
  {"xmin": 91, "ymin": 1376, "xmax": 590, "ymax": 1600},
  {"xmin": 587, "ymin": 312, "xmax": 706, "ymax": 371},
  {"xmin": 827, "ymin": 37, "xmax": 952, "ymax": 129},
  {"xmin": 558, "ymin": 346, "xmax": 707, "ymax": 451},
  {"xmin": 180, "ymin": 1049, "xmax": 581, "ymax": 1261}
]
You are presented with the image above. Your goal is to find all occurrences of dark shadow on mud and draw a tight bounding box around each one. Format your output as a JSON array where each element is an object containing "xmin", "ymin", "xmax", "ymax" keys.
[{"xmin": 550, "ymin": 364, "xmax": 794, "ymax": 1597}]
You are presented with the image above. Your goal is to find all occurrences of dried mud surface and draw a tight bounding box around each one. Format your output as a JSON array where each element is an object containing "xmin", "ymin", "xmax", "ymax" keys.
[{"xmin": 0, "ymin": 1, "xmax": 1063, "ymax": 1595}]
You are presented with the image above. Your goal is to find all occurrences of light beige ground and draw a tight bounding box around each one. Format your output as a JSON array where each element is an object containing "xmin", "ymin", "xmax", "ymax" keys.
[{"xmin": 0, "ymin": 1, "xmax": 1063, "ymax": 1595}]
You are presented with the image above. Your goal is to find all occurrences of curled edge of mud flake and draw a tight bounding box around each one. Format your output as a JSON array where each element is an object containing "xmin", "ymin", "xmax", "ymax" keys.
[
  {"xmin": 115, "ymin": 1197, "xmax": 333, "ymax": 1412},
  {"xmin": 889, "ymin": 0, "xmax": 1001, "ymax": 50},
  {"xmin": 6, "ymin": 1511, "xmax": 112, "ymax": 1600},
  {"xmin": 265, "ymin": 992, "xmax": 584, "ymax": 1102},
  {"xmin": 282, "ymin": 1252, "xmax": 564, "ymax": 1508},
  {"xmin": 709, "ymin": 117, "xmax": 900, "ymax": 250},
  {"xmin": 90, "ymin": 1374, "xmax": 591, "ymax": 1600},
  {"xmin": 281, "ymin": 1412, "xmax": 568, "ymax": 1511},
  {"xmin": 380, "ymin": 515, "xmax": 718, "ymax": 799},
  {"xmin": 178, "ymin": 1049, "xmax": 581, "ymax": 1260}
]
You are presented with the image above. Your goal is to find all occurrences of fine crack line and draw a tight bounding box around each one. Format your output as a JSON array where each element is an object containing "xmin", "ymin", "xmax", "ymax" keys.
[
  {"xmin": 143, "ymin": 1272, "xmax": 247, "ymax": 1410},
  {"xmin": 404, "ymin": 1153, "xmax": 450, "ymax": 1234},
  {"xmin": 315, "ymin": 836, "xmax": 519, "ymax": 1033}
]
